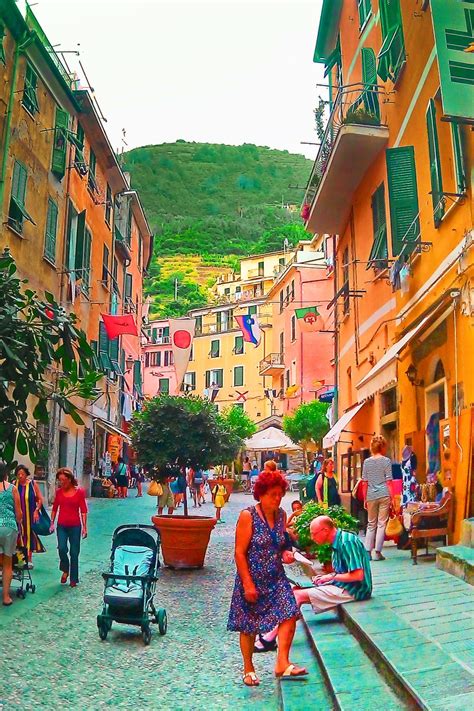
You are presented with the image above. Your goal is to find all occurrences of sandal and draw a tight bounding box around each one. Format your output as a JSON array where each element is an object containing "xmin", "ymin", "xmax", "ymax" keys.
[
  {"xmin": 242, "ymin": 671, "xmax": 260, "ymax": 686},
  {"xmin": 275, "ymin": 664, "xmax": 308, "ymax": 680},
  {"xmin": 254, "ymin": 633, "xmax": 277, "ymax": 653}
]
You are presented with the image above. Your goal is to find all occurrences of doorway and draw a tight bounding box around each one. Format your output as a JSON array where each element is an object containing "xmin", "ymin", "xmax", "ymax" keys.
[{"xmin": 58, "ymin": 430, "xmax": 68, "ymax": 468}]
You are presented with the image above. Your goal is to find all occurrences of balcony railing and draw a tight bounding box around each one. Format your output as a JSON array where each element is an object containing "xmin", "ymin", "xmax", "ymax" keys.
[
  {"xmin": 303, "ymin": 84, "xmax": 389, "ymax": 235},
  {"xmin": 259, "ymin": 352, "xmax": 285, "ymax": 376}
]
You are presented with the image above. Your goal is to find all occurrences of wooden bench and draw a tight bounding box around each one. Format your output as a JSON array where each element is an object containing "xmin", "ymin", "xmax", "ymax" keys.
[{"xmin": 410, "ymin": 491, "xmax": 452, "ymax": 565}]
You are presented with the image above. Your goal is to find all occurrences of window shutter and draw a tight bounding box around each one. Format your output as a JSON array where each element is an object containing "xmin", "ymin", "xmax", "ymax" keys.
[
  {"xmin": 51, "ymin": 107, "xmax": 69, "ymax": 179},
  {"xmin": 377, "ymin": 0, "xmax": 405, "ymax": 82},
  {"xmin": 82, "ymin": 229, "xmax": 92, "ymax": 289},
  {"xmin": 75, "ymin": 210, "xmax": 86, "ymax": 270},
  {"xmin": 99, "ymin": 322, "xmax": 108, "ymax": 353},
  {"xmin": 361, "ymin": 47, "xmax": 380, "ymax": 119},
  {"xmin": 451, "ymin": 123, "xmax": 466, "ymax": 194},
  {"xmin": 14, "ymin": 161, "xmax": 27, "ymax": 205},
  {"xmin": 205, "ymin": 371, "xmax": 210, "ymax": 388},
  {"xmin": 216, "ymin": 369, "xmax": 223, "ymax": 387},
  {"xmin": 125, "ymin": 273, "xmax": 133, "ymax": 300},
  {"xmin": 426, "ymin": 99, "xmax": 444, "ymax": 227},
  {"xmin": 44, "ymin": 199, "xmax": 58, "ymax": 262},
  {"xmin": 133, "ymin": 360, "xmax": 143, "ymax": 397},
  {"xmin": 386, "ymin": 146, "xmax": 420, "ymax": 257},
  {"xmin": 357, "ymin": 0, "xmax": 371, "ymax": 28},
  {"xmin": 234, "ymin": 366, "xmax": 244, "ymax": 387},
  {"xmin": 109, "ymin": 336, "xmax": 119, "ymax": 367},
  {"xmin": 368, "ymin": 184, "xmax": 388, "ymax": 268},
  {"xmin": 0, "ymin": 24, "xmax": 5, "ymax": 65}
]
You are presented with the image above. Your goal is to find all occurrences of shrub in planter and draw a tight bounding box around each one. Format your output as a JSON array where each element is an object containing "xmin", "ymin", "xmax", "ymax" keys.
[{"xmin": 293, "ymin": 502, "xmax": 359, "ymax": 565}]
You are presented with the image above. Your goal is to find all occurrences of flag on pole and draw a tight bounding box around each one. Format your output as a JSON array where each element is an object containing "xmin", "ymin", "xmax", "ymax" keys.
[
  {"xmin": 295, "ymin": 306, "xmax": 322, "ymax": 332},
  {"xmin": 235, "ymin": 314, "xmax": 261, "ymax": 346},
  {"xmin": 101, "ymin": 313, "xmax": 138, "ymax": 339},
  {"xmin": 169, "ymin": 318, "xmax": 195, "ymax": 392}
]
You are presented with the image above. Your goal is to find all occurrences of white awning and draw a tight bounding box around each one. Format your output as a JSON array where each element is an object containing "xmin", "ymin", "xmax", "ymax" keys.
[
  {"xmin": 244, "ymin": 426, "xmax": 301, "ymax": 453},
  {"xmin": 355, "ymin": 315, "xmax": 431, "ymax": 403},
  {"xmin": 94, "ymin": 419, "xmax": 131, "ymax": 443},
  {"xmin": 322, "ymin": 402, "xmax": 365, "ymax": 449}
]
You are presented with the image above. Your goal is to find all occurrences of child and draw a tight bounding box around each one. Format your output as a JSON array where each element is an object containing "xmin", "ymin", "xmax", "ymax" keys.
[{"xmin": 212, "ymin": 476, "xmax": 227, "ymax": 524}]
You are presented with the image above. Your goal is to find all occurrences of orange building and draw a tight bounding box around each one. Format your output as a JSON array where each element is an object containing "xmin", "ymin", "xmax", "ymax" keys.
[{"xmin": 305, "ymin": 0, "xmax": 473, "ymax": 539}]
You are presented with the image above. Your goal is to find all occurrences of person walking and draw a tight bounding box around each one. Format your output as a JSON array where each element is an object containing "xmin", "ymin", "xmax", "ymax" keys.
[
  {"xmin": 14, "ymin": 465, "xmax": 45, "ymax": 565},
  {"xmin": 212, "ymin": 476, "xmax": 227, "ymax": 523},
  {"xmin": 242, "ymin": 456, "xmax": 252, "ymax": 492},
  {"xmin": 316, "ymin": 458, "xmax": 341, "ymax": 508},
  {"xmin": 227, "ymin": 469, "xmax": 305, "ymax": 685},
  {"xmin": 49, "ymin": 468, "xmax": 88, "ymax": 587},
  {"xmin": 135, "ymin": 466, "xmax": 144, "ymax": 498},
  {"xmin": 114, "ymin": 457, "xmax": 129, "ymax": 499},
  {"xmin": 0, "ymin": 463, "xmax": 22, "ymax": 606},
  {"xmin": 362, "ymin": 435, "xmax": 394, "ymax": 561}
]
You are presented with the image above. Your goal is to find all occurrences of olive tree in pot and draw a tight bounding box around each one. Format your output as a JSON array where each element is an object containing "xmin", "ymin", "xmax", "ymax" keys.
[{"xmin": 131, "ymin": 395, "xmax": 242, "ymax": 569}]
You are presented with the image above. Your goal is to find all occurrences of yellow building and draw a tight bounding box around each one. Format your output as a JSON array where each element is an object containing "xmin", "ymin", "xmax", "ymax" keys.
[{"xmin": 187, "ymin": 252, "xmax": 290, "ymax": 421}]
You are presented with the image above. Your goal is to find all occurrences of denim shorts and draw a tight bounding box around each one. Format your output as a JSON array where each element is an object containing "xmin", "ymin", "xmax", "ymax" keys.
[{"xmin": 0, "ymin": 526, "xmax": 18, "ymax": 556}]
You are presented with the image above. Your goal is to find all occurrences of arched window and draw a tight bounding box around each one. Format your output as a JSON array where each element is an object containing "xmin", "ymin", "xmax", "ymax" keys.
[{"xmin": 434, "ymin": 360, "xmax": 445, "ymax": 382}]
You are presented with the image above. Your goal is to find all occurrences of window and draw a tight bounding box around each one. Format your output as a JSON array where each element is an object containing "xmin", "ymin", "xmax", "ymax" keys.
[
  {"xmin": 234, "ymin": 335, "xmax": 244, "ymax": 355},
  {"xmin": 205, "ymin": 369, "xmax": 223, "ymax": 388},
  {"xmin": 74, "ymin": 124, "xmax": 86, "ymax": 174},
  {"xmin": 98, "ymin": 322, "xmax": 113, "ymax": 372},
  {"xmin": 342, "ymin": 247, "xmax": 350, "ymax": 315},
  {"xmin": 138, "ymin": 233, "xmax": 143, "ymax": 270},
  {"xmin": 210, "ymin": 339, "xmax": 220, "ymax": 358},
  {"xmin": 291, "ymin": 280, "xmax": 295, "ymax": 300},
  {"xmin": 291, "ymin": 315, "xmax": 296, "ymax": 342},
  {"xmin": 147, "ymin": 351, "xmax": 161, "ymax": 367},
  {"xmin": 112, "ymin": 256, "xmax": 118, "ymax": 292},
  {"xmin": 234, "ymin": 366, "xmax": 244, "ymax": 387},
  {"xmin": 183, "ymin": 372, "xmax": 196, "ymax": 391},
  {"xmin": 279, "ymin": 291, "xmax": 284, "ymax": 313},
  {"xmin": 145, "ymin": 352, "xmax": 150, "ymax": 368},
  {"xmin": 133, "ymin": 360, "xmax": 143, "ymax": 397},
  {"xmin": 195, "ymin": 315, "xmax": 203, "ymax": 335},
  {"xmin": 451, "ymin": 124, "xmax": 466, "ymax": 195},
  {"xmin": 386, "ymin": 146, "xmax": 420, "ymax": 256},
  {"xmin": 124, "ymin": 273, "xmax": 133, "ymax": 310},
  {"xmin": 248, "ymin": 305, "xmax": 257, "ymax": 316},
  {"xmin": 224, "ymin": 287, "xmax": 230, "ymax": 297},
  {"xmin": 81, "ymin": 229, "xmax": 92, "ymax": 293},
  {"xmin": 279, "ymin": 331, "xmax": 284, "ymax": 356},
  {"xmin": 108, "ymin": 334, "xmax": 122, "ymax": 376},
  {"xmin": 51, "ymin": 107, "xmax": 69, "ymax": 180},
  {"xmin": 189, "ymin": 345, "xmax": 194, "ymax": 361},
  {"xmin": 164, "ymin": 351, "xmax": 173, "ymax": 367},
  {"xmin": 234, "ymin": 402, "xmax": 245, "ymax": 411},
  {"xmin": 102, "ymin": 244, "xmax": 109, "ymax": 284},
  {"xmin": 44, "ymin": 198, "xmax": 58, "ymax": 264},
  {"xmin": 105, "ymin": 184, "xmax": 112, "ymax": 225},
  {"xmin": 22, "ymin": 63, "xmax": 39, "ymax": 115},
  {"xmin": 426, "ymin": 99, "xmax": 444, "ymax": 227},
  {"xmin": 216, "ymin": 311, "xmax": 222, "ymax": 333},
  {"xmin": 258, "ymin": 260, "xmax": 264, "ymax": 276},
  {"xmin": 126, "ymin": 208, "xmax": 132, "ymax": 246},
  {"xmin": 8, "ymin": 160, "xmax": 35, "ymax": 234},
  {"xmin": 235, "ymin": 286, "xmax": 242, "ymax": 298},
  {"xmin": 88, "ymin": 149, "xmax": 98, "ymax": 192},
  {"xmin": 285, "ymin": 369, "xmax": 290, "ymax": 389},
  {"xmin": 357, "ymin": 0, "xmax": 371, "ymax": 29},
  {"xmin": 367, "ymin": 184, "xmax": 388, "ymax": 269},
  {"xmin": 279, "ymin": 257, "xmax": 285, "ymax": 267},
  {"xmin": 377, "ymin": 0, "xmax": 406, "ymax": 83},
  {"xmin": 159, "ymin": 378, "xmax": 170, "ymax": 395}
]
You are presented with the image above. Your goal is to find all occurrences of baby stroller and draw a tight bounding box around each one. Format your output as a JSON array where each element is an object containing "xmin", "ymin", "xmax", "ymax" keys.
[
  {"xmin": 97, "ymin": 524, "xmax": 167, "ymax": 645},
  {"xmin": 0, "ymin": 544, "xmax": 36, "ymax": 599}
]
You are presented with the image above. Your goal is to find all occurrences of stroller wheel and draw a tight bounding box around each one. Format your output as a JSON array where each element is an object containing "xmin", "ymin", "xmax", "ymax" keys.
[
  {"xmin": 97, "ymin": 615, "xmax": 109, "ymax": 641},
  {"xmin": 25, "ymin": 583, "xmax": 30, "ymax": 592},
  {"xmin": 142, "ymin": 624, "xmax": 152, "ymax": 646},
  {"xmin": 16, "ymin": 589, "xmax": 26, "ymax": 599},
  {"xmin": 157, "ymin": 609, "xmax": 168, "ymax": 636},
  {"xmin": 31, "ymin": 585, "xmax": 36, "ymax": 594}
]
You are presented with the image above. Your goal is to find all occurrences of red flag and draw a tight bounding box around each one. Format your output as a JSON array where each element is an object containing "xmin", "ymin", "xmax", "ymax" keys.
[{"xmin": 101, "ymin": 314, "xmax": 138, "ymax": 339}]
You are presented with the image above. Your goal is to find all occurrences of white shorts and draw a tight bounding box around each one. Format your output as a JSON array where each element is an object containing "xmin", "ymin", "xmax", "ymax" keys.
[{"xmin": 307, "ymin": 584, "xmax": 355, "ymax": 613}]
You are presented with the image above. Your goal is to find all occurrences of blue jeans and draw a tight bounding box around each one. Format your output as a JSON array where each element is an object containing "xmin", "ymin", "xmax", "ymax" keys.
[{"xmin": 57, "ymin": 525, "xmax": 81, "ymax": 584}]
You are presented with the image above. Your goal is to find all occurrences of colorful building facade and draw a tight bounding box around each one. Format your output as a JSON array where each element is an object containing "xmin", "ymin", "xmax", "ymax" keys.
[{"xmin": 305, "ymin": 0, "xmax": 473, "ymax": 539}]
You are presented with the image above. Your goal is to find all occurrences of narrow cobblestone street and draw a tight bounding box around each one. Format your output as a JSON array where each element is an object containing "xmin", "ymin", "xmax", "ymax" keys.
[{"xmin": 0, "ymin": 490, "xmax": 280, "ymax": 711}]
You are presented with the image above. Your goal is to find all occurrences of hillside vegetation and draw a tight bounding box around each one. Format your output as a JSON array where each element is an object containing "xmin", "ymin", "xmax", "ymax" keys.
[{"xmin": 124, "ymin": 141, "xmax": 312, "ymax": 316}]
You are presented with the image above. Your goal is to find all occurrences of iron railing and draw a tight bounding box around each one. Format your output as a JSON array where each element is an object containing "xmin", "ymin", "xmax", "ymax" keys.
[{"xmin": 259, "ymin": 353, "xmax": 285, "ymax": 373}]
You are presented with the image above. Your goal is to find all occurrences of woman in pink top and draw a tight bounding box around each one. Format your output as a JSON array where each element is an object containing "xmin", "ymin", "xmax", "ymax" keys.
[{"xmin": 49, "ymin": 468, "xmax": 88, "ymax": 587}]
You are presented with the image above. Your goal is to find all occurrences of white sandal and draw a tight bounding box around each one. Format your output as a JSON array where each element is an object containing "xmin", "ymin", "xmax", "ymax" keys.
[{"xmin": 242, "ymin": 671, "xmax": 260, "ymax": 686}]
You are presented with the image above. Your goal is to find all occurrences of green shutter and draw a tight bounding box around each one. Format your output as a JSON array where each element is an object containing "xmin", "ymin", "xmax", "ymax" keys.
[
  {"xmin": 367, "ymin": 184, "xmax": 388, "ymax": 268},
  {"xmin": 44, "ymin": 198, "xmax": 58, "ymax": 262},
  {"xmin": 386, "ymin": 146, "xmax": 420, "ymax": 257},
  {"xmin": 426, "ymin": 99, "xmax": 444, "ymax": 227},
  {"xmin": 98, "ymin": 322, "xmax": 112, "ymax": 371},
  {"xmin": 23, "ymin": 64, "xmax": 39, "ymax": 114},
  {"xmin": 377, "ymin": 0, "xmax": 405, "ymax": 82},
  {"xmin": 133, "ymin": 360, "xmax": 143, "ymax": 397},
  {"xmin": 361, "ymin": 47, "xmax": 380, "ymax": 120},
  {"xmin": 82, "ymin": 229, "xmax": 92, "ymax": 290},
  {"xmin": 75, "ymin": 210, "xmax": 86, "ymax": 270},
  {"xmin": 216, "ymin": 369, "xmax": 223, "ymax": 387},
  {"xmin": 451, "ymin": 123, "xmax": 466, "ymax": 194},
  {"xmin": 109, "ymin": 336, "xmax": 121, "ymax": 374},
  {"xmin": 234, "ymin": 366, "xmax": 244, "ymax": 387},
  {"xmin": 211, "ymin": 340, "xmax": 219, "ymax": 357},
  {"xmin": 235, "ymin": 335, "xmax": 243, "ymax": 354},
  {"xmin": 0, "ymin": 24, "xmax": 5, "ymax": 66},
  {"xmin": 12, "ymin": 160, "xmax": 27, "ymax": 204},
  {"xmin": 357, "ymin": 0, "xmax": 372, "ymax": 28},
  {"xmin": 248, "ymin": 305, "xmax": 257, "ymax": 315},
  {"xmin": 51, "ymin": 107, "xmax": 69, "ymax": 179},
  {"xmin": 159, "ymin": 378, "xmax": 170, "ymax": 394},
  {"xmin": 205, "ymin": 371, "xmax": 211, "ymax": 388}
]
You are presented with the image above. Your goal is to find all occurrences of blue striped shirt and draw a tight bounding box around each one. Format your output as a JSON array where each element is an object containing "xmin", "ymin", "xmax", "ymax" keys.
[{"xmin": 332, "ymin": 530, "xmax": 372, "ymax": 601}]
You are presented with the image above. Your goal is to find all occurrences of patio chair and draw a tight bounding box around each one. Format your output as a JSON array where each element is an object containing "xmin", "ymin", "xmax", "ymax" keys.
[{"xmin": 410, "ymin": 491, "xmax": 453, "ymax": 565}]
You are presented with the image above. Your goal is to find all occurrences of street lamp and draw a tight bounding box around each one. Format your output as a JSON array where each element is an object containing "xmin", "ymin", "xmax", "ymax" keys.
[
  {"xmin": 125, "ymin": 355, "xmax": 135, "ymax": 373},
  {"xmin": 405, "ymin": 363, "xmax": 424, "ymax": 387}
]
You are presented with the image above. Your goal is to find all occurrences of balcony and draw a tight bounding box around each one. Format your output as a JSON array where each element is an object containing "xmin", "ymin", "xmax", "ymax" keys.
[
  {"xmin": 304, "ymin": 84, "xmax": 389, "ymax": 235},
  {"xmin": 114, "ymin": 225, "xmax": 131, "ymax": 260},
  {"xmin": 259, "ymin": 353, "xmax": 285, "ymax": 376}
]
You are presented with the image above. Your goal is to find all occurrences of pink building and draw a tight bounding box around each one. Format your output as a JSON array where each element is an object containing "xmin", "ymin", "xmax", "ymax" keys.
[{"xmin": 142, "ymin": 319, "xmax": 178, "ymax": 397}]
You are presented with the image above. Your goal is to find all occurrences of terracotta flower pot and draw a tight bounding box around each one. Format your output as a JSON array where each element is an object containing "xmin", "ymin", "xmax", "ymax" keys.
[
  {"xmin": 208, "ymin": 478, "xmax": 234, "ymax": 501},
  {"xmin": 152, "ymin": 514, "xmax": 217, "ymax": 569}
]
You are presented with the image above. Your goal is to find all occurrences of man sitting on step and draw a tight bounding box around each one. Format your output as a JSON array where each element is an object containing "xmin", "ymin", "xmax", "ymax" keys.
[{"xmin": 255, "ymin": 516, "xmax": 372, "ymax": 653}]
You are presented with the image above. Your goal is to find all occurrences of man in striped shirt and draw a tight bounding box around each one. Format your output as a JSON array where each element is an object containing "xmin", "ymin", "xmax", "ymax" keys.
[{"xmin": 293, "ymin": 515, "xmax": 372, "ymax": 612}]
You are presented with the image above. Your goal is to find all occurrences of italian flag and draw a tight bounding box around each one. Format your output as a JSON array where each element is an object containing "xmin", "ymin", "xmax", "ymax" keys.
[{"xmin": 295, "ymin": 306, "xmax": 321, "ymax": 332}]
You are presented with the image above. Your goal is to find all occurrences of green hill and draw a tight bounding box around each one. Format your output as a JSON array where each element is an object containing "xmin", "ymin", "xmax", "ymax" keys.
[{"xmin": 123, "ymin": 141, "xmax": 312, "ymax": 317}]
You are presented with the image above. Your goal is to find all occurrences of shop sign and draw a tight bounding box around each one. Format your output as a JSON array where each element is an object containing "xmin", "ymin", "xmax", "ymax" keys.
[{"xmin": 107, "ymin": 434, "xmax": 121, "ymax": 464}]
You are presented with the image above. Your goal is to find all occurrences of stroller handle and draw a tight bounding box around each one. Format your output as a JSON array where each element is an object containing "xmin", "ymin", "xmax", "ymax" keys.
[
  {"xmin": 102, "ymin": 572, "xmax": 159, "ymax": 583},
  {"xmin": 113, "ymin": 524, "xmax": 159, "ymax": 535}
]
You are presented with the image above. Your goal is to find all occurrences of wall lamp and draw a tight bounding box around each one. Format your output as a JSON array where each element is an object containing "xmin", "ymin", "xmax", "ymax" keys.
[
  {"xmin": 124, "ymin": 355, "xmax": 135, "ymax": 373},
  {"xmin": 406, "ymin": 363, "xmax": 424, "ymax": 387}
]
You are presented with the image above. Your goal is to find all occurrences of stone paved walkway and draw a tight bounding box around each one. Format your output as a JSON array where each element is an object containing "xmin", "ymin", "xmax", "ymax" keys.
[{"xmin": 0, "ymin": 489, "xmax": 283, "ymax": 711}]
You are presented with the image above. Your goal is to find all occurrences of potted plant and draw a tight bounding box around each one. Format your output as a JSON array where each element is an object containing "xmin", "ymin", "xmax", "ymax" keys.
[
  {"xmin": 208, "ymin": 406, "xmax": 257, "ymax": 500},
  {"xmin": 293, "ymin": 502, "xmax": 359, "ymax": 573},
  {"xmin": 131, "ymin": 395, "xmax": 243, "ymax": 569}
]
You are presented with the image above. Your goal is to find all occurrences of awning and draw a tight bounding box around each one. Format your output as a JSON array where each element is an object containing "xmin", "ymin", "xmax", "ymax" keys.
[
  {"xmin": 94, "ymin": 419, "xmax": 131, "ymax": 443},
  {"xmin": 322, "ymin": 402, "xmax": 365, "ymax": 449},
  {"xmin": 244, "ymin": 426, "xmax": 301, "ymax": 453},
  {"xmin": 355, "ymin": 315, "xmax": 431, "ymax": 403}
]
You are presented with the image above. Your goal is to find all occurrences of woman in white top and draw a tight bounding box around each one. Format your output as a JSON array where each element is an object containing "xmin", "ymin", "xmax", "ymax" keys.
[{"xmin": 362, "ymin": 435, "xmax": 394, "ymax": 560}]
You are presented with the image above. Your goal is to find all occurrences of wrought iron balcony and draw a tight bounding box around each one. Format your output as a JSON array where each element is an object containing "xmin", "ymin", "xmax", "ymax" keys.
[
  {"xmin": 303, "ymin": 84, "xmax": 389, "ymax": 235},
  {"xmin": 259, "ymin": 352, "xmax": 285, "ymax": 376}
]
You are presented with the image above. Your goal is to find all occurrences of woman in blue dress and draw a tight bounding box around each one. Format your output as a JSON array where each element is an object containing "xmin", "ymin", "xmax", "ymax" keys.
[{"xmin": 227, "ymin": 464, "xmax": 307, "ymax": 686}]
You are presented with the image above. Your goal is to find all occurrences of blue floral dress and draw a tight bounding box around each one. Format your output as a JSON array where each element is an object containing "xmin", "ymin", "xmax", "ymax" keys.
[{"xmin": 227, "ymin": 506, "xmax": 298, "ymax": 634}]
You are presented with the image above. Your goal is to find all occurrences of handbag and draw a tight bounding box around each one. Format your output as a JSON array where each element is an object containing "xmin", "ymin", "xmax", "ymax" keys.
[
  {"xmin": 351, "ymin": 478, "xmax": 367, "ymax": 503},
  {"xmin": 32, "ymin": 505, "xmax": 53, "ymax": 537},
  {"xmin": 147, "ymin": 480, "xmax": 163, "ymax": 497},
  {"xmin": 385, "ymin": 514, "xmax": 404, "ymax": 538}
]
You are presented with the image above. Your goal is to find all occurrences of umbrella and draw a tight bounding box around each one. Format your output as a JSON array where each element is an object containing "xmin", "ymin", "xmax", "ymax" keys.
[{"xmin": 244, "ymin": 426, "xmax": 301, "ymax": 453}]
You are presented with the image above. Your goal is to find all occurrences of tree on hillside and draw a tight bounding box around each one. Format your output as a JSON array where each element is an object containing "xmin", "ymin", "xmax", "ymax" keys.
[
  {"xmin": 283, "ymin": 401, "xmax": 330, "ymax": 472},
  {"xmin": 0, "ymin": 249, "xmax": 101, "ymax": 468}
]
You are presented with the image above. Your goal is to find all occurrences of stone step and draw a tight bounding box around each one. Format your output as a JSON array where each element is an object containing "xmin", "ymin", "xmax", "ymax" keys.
[
  {"xmin": 436, "ymin": 544, "xmax": 474, "ymax": 585},
  {"xmin": 341, "ymin": 600, "xmax": 474, "ymax": 710},
  {"xmin": 300, "ymin": 609, "xmax": 410, "ymax": 711},
  {"xmin": 278, "ymin": 620, "xmax": 333, "ymax": 711}
]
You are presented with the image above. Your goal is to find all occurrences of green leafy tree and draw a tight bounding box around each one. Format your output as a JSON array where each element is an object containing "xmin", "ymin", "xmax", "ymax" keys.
[
  {"xmin": 0, "ymin": 249, "xmax": 101, "ymax": 467},
  {"xmin": 294, "ymin": 502, "xmax": 359, "ymax": 564},
  {"xmin": 219, "ymin": 406, "xmax": 257, "ymax": 472},
  {"xmin": 131, "ymin": 395, "xmax": 243, "ymax": 515},
  {"xmin": 283, "ymin": 401, "xmax": 330, "ymax": 472}
]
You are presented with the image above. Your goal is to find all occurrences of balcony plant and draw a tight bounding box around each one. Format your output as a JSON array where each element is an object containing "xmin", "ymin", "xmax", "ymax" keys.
[
  {"xmin": 342, "ymin": 108, "xmax": 379, "ymax": 126},
  {"xmin": 293, "ymin": 502, "xmax": 359, "ymax": 568},
  {"xmin": 131, "ymin": 394, "xmax": 243, "ymax": 568}
]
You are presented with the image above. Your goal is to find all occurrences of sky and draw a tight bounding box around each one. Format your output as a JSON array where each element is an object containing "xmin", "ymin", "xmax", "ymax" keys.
[{"xmin": 33, "ymin": 0, "xmax": 324, "ymax": 160}]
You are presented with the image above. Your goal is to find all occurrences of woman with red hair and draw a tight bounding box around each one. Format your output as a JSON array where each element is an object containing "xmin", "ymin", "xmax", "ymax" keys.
[{"xmin": 227, "ymin": 469, "xmax": 307, "ymax": 685}]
